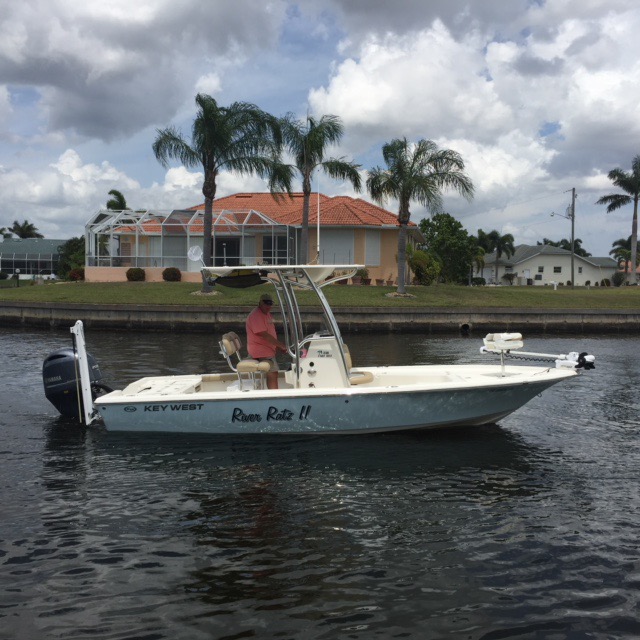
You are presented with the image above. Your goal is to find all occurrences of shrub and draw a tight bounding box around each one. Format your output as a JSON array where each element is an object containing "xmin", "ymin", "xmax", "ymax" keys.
[
  {"xmin": 0, "ymin": 272, "xmax": 8, "ymax": 280},
  {"xmin": 585, "ymin": 280, "xmax": 591, "ymax": 286},
  {"xmin": 126, "ymin": 267, "xmax": 145, "ymax": 282},
  {"xmin": 407, "ymin": 249, "xmax": 441, "ymax": 285},
  {"xmin": 611, "ymin": 271, "xmax": 626, "ymax": 287},
  {"xmin": 162, "ymin": 267, "xmax": 181, "ymax": 282},
  {"xmin": 471, "ymin": 277, "xmax": 486, "ymax": 286},
  {"xmin": 600, "ymin": 278, "xmax": 611, "ymax": 287},
  {"xmin": 355, "ymin": 267, "xmax": 369, "ymax": 278},
  {"xmin": 68, "ymin": 268, "xmax": 85, "ymax": 281}
]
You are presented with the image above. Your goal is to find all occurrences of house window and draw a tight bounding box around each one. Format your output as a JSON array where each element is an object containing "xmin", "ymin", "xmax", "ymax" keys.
[
  {"xmin": 578, "ymin": 267, "xmax": 583, "ymax": 274},
  {"xmin": 553, "ymin": 266, "xmax": 562, "ymax": 273},
  {"xmin": 535, "ymin": 274, "xmax": 542, "ymax": 280},
  {"xmin": 538, "ymin": 266, "xmax": 544, "ymax": 273},
  {"xmin": 505, "ymin": 266, "xmax": 513, "ymax": 272}
]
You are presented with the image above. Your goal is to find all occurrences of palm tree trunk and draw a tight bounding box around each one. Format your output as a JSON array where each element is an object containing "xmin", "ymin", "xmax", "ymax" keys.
[
  {"xmin": 631, "ymin": 196, "xmax": 638, "ymax": 284},
  {"xmin": 397, "ymin": 224, "xmax": 408, "ymax": 294},
  {"xmin": 300, "ymin": 174, "xmax": 311, "ymax": 264}
]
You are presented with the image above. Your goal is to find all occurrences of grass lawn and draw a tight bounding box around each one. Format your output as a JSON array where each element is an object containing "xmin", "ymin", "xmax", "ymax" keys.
[{"xmin": 0, "ymin": 280, "xmax": 639, "ymax": 309}]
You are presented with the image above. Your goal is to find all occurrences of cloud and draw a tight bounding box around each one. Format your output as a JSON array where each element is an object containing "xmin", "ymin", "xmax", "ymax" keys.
[{"xmin": 0, "ymin": 0, "xmax": 288, "ymax": 140}]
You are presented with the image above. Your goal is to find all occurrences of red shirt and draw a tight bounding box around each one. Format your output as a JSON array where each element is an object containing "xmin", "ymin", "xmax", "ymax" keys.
[{"xmin": 246, "ymin": 307, "xmax": 277, "ymax": 358}]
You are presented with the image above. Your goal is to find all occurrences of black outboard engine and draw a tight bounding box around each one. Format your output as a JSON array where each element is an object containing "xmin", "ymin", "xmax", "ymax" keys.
[{"xmin": 43, "ymin": 348, "xmax": 105, "ymax": 420}]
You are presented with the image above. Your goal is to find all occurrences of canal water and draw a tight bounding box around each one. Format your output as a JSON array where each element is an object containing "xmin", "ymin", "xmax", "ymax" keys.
[{"xmin": 1, "ymin": 327, "xmax": 639, "ymax": 639}]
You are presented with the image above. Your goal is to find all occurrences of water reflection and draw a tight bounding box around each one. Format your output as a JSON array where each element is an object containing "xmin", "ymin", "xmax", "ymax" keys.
[{"xmin": 3, "ymin": 328, "xmax": 640, "ymax": 638}]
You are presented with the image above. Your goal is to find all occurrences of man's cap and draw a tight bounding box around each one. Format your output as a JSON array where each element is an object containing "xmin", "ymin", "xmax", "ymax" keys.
[{"xmin": 260, "ymin": 293, "xmax": 273, "ymax": 303}]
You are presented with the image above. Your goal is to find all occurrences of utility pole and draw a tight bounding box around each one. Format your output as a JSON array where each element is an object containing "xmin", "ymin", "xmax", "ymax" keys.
[{"xmin": 570, "ymin": 188, "xmax": 576, "ymax": 290}]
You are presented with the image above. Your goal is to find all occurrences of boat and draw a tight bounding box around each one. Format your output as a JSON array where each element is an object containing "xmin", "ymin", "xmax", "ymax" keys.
[{"xmin": 42, "ymin": 262, "xmax": 595, "ymax": 434}]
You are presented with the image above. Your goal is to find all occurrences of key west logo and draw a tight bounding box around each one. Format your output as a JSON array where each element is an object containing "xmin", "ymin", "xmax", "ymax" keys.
[{"xmin": 232, "ymin": 405, "xmax": 312, "ymax": 423}]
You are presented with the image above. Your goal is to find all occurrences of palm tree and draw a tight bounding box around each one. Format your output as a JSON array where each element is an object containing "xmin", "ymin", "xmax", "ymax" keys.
[
  {"xmin": 491, "ymin": 231, "xmax": 515, "ymax": 283},
  {"xmin": 367, "ymin": 138, "xmax": 474, "ymax": 294},
  {"xmin": 596, "ymin": 155, "xmax": 640, "ymax": 283},
  {"xmin": 10, "ymin": 220, "xmax": 44, "ymax": 238},
  {"xmin": 106, "ymin": 189, "xmax": 129, "ymax": 210},
  {"xmin": 609, "ymin": 236, "xmax": 639, "ymax": 273},
  {"xmin": 538, "ymin": 237, "xmax": 591, "ymax": 257},
  {"xmin": 153, "ymin": 94, "xmax": 291, "ymax": 270},
  {"xmin": 0, "ymin": 227, "xmax": 12, "ymax": 238},
  {"xmin": 280, "ymin": 114, "xmax": 361, "ymax": 262},
  {"xmin": 477, "ymin": 229, "xmax": 515, "ymax": 282}
]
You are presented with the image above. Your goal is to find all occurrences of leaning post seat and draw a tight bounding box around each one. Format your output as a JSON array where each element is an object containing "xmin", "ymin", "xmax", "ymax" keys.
[
  {"xmin": 219, "ymin": 332, "xmax": 270, "ymax": 390},
  {"xmin": 342, "ymin": 343, "xmax": 374, "ymax": 385}
]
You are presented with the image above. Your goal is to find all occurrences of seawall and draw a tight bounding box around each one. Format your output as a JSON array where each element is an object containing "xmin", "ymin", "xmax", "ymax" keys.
[{"xmin": 1, "ymin": 301, "xmax": 639, "ymax": 334}]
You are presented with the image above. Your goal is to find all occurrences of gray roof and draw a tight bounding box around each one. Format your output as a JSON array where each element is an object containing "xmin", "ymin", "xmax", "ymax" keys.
[
  {"xmin": 0, "ymin": 238, "xmax": 66, "ymax": 257},
  {"xmin": 483, "ymin": 244, "xmax": 617, "ymax": 268}
]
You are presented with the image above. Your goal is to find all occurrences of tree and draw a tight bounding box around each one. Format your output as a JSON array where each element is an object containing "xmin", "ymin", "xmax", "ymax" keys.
[
  {"xmin": 596, "ymin": 155, "xmax": 640, "ymax": 283},
  {"xmin": 367, "ymin": 138, "xmax": 474, "ymax": 294},
  {"xmin": 106, "ymin": 189, "xmax": 129, "ymax": 210},
  {"xmin": 609, "ymin": 236, "xmax": 639, "ymax": 273},
  {"xmin": 57, "ymin": 237, "xmax": 85, "ymax": 279},
  {"xmin": 153, "ymin": 94, "xmax": 291, "ymax": 273},
  {"xmin": 477, "ymin": 229, "xmax": 514, "ymax": 282},
  {"xmin": 419, "ymin": 213, "xmax": 477, "ymax": 283},
  {"xmin": 10, "ymin": 220, "xmax": 44, "ymax": 238},
  {"xmin": 537, "ymin": 237, "xmax": 591, "ymax": 257},
  {"xmin": 0, "ymin": 227, "xmax": 12, "ymax": 238},
  {"xmin": 280, "ymin": 114, "xmax": 361, "ymax": 263}
]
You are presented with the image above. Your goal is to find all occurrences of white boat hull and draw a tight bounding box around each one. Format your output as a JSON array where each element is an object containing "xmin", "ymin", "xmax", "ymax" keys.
[{"xmin": 95, "ymin": 364, "xmax": 575, "ymax": 434}]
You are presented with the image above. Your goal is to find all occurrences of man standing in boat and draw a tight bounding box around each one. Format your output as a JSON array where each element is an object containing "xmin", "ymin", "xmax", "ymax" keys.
[{"xmin": 246, "ymin": 293, "xmax": 287, "ymax": 389}]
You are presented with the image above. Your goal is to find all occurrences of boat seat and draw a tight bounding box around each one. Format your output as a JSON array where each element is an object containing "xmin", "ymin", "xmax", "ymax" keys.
[
  {"xmin": 219, "ymin": 332, "xmax": 270, "ymax": 390},
  {"xmin": 343, "ymin": 344, "xmax": 374, "ymax": 385}
]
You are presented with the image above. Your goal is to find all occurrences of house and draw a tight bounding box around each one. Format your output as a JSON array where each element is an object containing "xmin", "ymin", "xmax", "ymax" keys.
[
  {"xmin": 0, "ymin": 237, "xmax": 64, "ymax": 278},
  {"xmin": 84, "ymin": 193, "xmax": 422, "ymax": 283},
  {"xmin": 478, "ymin": 244, "xmax": 618, "ymax": 286}
]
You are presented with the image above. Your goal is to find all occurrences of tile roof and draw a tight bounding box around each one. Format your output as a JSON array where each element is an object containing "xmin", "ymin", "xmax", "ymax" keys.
[{"xmin": 190, "ymin": 193, "xmax": 407, "ymax": 228}]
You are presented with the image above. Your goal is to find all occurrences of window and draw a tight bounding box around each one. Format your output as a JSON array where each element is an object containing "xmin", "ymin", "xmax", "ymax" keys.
[
  {"xmin": 538, "ymin": 266, "xmax": 544, "ymax": 273},
  {"xmin": 553, "ymin": 266, "xmax": 562, "ymax": 273},
  {"xmin": 578, "ymin": 267, "xmax": 583, "ymax": 274},
  {"xmin": 535, "ymin": 274, "xmax": 542, "ymax": 280}
]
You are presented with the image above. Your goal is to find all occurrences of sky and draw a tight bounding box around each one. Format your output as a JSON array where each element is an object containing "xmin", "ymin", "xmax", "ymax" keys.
[{"xmin": 1, "ymin": 0, "xmax": 639, "ymax": 257}]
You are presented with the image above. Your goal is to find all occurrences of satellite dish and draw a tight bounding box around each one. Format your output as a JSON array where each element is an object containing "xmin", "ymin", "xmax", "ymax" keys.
[{"xmin": 187, "ymin": 246, "xmax": 203, "ymax": 262}]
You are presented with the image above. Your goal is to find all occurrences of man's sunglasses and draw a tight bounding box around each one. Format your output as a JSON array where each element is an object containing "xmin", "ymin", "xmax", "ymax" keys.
[{"xmin": 262, "ymin": 300, "xmax": 273, "ymax": 305}]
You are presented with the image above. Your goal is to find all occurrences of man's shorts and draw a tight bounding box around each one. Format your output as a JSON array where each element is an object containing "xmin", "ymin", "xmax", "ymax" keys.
[{"xmin": 256, "ymin": 357, "xmax": 279, "ymax": 372}]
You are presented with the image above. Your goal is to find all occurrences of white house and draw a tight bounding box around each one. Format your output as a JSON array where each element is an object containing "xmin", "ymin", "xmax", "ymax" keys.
[{"xmin": 478, "ymin": 244, "xmax": 618, "ymax": 286}]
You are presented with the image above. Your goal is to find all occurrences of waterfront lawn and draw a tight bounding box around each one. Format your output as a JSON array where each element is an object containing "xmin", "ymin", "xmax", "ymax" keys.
[{"xmin": 0, "ymin": 280, "xmax": 639, "ymax": 309}]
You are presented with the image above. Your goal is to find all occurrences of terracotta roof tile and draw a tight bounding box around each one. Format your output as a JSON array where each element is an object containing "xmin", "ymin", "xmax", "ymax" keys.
[{"xmin": 190, "ymin": 192, "xmax": 410, "ymax": 227}]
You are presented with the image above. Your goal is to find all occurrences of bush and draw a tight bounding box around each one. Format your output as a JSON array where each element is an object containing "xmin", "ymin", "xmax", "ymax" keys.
[
  {"xmin": 162, "ymin": 267, "xmax": 182, "ymax": 282},
  {"xmin": 68, "ymin": 268, "xmax": 85, "ymax": 281},
  {"xmin": 407, "ymin": 249, "xmax": 441, "ymax": 285},
  {"xmin": 600, "ymin": 278, "xmax": 611, "ymax": 287},
  {"xmin": 0, "ymin": 272, "xmax": 8, "ymax": 280},
  {"xmin": 471, "ymin": 277, "xmax": 486, "ymax": 286},
  {"xmin": 611, "ymin": 271, "xmax": 626, "ymax": 287},
  {"xmin": 126, "ymin": 267, "xmax": 145, "ymax": 282},
  {"xmin": 355, "ymin": 267, "xmax": 369, "ymax": 278},
  {"xmin": 585, "ymin": 280, "xmax": 591, "ymax": 286}
]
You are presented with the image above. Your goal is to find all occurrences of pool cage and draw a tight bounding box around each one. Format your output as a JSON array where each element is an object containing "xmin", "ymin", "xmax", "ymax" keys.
[{"xmin": 85, "ymin": 208, "xmax": 295, "ymax": 271}]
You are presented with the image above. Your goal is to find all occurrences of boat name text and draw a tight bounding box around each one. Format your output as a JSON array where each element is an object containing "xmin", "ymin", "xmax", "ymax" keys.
[
  {"xmin": 232, "ymin": 405, "xmax": 312, "ymax": 423},
  {"xmin": 143, "ymin": 403, "xmax": 204, "ymax": 412}
]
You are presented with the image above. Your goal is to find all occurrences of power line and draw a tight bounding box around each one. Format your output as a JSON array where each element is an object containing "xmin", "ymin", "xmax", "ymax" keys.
[{"xmin": 456, "ymin": 190, "xmax": 569, "ymax": 220}]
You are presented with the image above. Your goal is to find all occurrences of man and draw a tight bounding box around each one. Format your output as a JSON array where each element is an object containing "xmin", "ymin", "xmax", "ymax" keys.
[{"xmin": 246, "ymin": 292, "xmax": 287, "ymax": 389}]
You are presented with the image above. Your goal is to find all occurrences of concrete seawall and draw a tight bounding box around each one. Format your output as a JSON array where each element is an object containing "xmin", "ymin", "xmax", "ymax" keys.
[{"xmin": 1, "ymin": 301, "xmax": 639, "ymax": 334}]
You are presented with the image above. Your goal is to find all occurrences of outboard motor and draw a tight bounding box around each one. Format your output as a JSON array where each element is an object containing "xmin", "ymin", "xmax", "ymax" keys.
[{"xmin": 43, "ymin": 347, "xmax": 105, "ymax": 420}]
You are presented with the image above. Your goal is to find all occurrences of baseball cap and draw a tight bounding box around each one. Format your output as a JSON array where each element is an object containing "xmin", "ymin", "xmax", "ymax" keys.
[{"xmin": 260, "ymin": 293, "xmax": 274, "ymax": 304}]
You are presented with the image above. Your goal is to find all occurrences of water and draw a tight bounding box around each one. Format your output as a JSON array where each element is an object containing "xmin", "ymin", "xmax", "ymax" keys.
[{"xmin": 1, "ymin": 327, "xmax": 640, "ymax": 639}]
